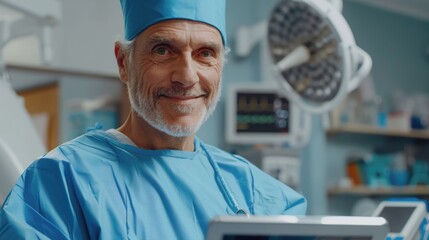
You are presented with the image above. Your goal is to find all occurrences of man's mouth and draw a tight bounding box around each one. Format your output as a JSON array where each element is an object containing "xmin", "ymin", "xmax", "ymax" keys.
[
  {"xmin": 163, "ymin": 95, "xmax": 201, "ymax": 100},
  {"xmin": 158, "ymin": 89, "xmax": 207, "ymax": 99}
]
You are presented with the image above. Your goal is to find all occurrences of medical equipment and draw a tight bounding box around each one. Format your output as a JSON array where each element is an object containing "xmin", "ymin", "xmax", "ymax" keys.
[
  {"xmin": 0, "ymin": 0, "xmax": 61, "ymax": 202},
  {"xmin": 372, "ymin": 200, "xmax": 427, "ymax": 240},
  {"xmin": 239, "ymin": 147, "xmax": 301, "ymax": 189},
  {"xmin": 225, "ymin": 83, "xmax": 310, "ymax": 147},
  {"xmin": 365, "ymin": 154, "xmax": 392, "ymax": 188},
  {"xmin": 267, "ymin": 0, "xmax": 371, "ymax": 114},
  {"xmin": 206, "ymin": 215, "xmax": 389, "ymax": 240},
  {"xmin": 0, "ymin": 137, "xmax": 23, "ymax": 202},
  {"xmin": 0, "ymin": 81, "xmax": 46, "ymax": 203},
  {"xmin": 234, "ymin": 0, "xmax": 371, "ymax": 146},
  {"xmin": 409, "ymin": 159, "xmax": 429, "ymax": 186}
]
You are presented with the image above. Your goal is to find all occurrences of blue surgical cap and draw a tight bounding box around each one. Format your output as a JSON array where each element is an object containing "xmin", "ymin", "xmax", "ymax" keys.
[{"xmin": 119, "ymin": 0, "xmax": 227, "ymax": 45}]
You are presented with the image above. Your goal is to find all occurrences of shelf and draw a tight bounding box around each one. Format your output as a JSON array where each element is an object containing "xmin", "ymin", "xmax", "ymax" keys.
[
  {"xmin": 328, "ymin": 185, "xmax": 429, "ymax": 196},
  {"xmin": 6, "ymin": 64, "xmax": 120, "ymax": 91},
  {"xmin": 327, "ymin": 124, "xmax": 429, "ymax": 140}
]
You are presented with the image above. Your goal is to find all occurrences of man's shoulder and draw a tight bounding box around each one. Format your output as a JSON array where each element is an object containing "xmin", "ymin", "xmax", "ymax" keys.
[
  {"xmin": 43, "ymin": 130, "xmax": 114, "ymax": 163},
  {"xmin": 24, "ymin": 130, "xmax": 121, "ymax": 185}
]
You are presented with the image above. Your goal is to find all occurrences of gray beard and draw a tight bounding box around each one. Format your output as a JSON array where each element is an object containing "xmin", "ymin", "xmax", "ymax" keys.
[{"xmin": 127, "ymin": 81, "xmax": 221, "ymax": 138}]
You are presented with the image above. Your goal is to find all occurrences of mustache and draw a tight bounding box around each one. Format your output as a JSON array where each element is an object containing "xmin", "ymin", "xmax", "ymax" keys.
[{"xmin": 156, "ymin": 86, "xmax": 208, "ymax": 98}]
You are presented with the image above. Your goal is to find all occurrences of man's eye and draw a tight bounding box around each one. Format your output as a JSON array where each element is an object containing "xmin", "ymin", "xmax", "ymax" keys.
[
  {"xmin": 154, "ymin": 47, "xmax": 169, "ymax": 55},
  {"xmin": 200, "ymin": 50, "xmax": 214, "ymax": 58}
]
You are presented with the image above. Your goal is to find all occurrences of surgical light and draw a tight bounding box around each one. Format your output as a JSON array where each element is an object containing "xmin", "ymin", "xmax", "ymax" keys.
[{"xmin": 267, "ymin": 0, "xmax": 372, "ymax": 114}]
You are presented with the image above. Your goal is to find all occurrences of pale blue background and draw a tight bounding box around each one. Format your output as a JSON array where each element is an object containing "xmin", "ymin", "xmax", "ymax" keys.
[{"xmin": 197, "ymin": 0, "xmax": 429, "ymax": 215}]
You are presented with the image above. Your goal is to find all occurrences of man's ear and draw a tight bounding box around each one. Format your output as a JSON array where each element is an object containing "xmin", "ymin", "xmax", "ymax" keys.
[{"xmin": 115, "ymin": 41, "xmax": 128, "ymax": 83}]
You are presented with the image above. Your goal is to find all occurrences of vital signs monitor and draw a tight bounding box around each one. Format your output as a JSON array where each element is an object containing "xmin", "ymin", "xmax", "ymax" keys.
[{"xmin": 225, "ymin": 83, "xmax": 310, "ymax": 147}]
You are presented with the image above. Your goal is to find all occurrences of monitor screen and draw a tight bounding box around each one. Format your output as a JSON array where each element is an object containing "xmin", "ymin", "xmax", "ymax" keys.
[
  {"xmin": 372, "ymin": 200, "xmax": 427, "ymax": 239},
  {"xmin": 235, "ymin": 92, "xmax": 289, "ymax": 134},
  {"xmin": 225, "ymin": 84, "xmax": 309, "ymax": 145},
  {"xmin": 378, "ymin": 206, "xmax": 416, "ymax": 233}
]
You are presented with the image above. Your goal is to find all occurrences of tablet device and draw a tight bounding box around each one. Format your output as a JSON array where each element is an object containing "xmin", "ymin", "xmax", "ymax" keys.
[
  {"xmin": 206, "ymin": 215, "xmax": 389, "ymax": 240},
  {"xmin": 372, "ymin": 201, "xmax": 427, "ymax": 240}
]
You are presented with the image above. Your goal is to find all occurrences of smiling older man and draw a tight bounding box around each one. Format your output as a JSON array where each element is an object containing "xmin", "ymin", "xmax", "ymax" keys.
[{"xmin": 0, "ymin": 0, "xmax": 306, "ymax": 239}]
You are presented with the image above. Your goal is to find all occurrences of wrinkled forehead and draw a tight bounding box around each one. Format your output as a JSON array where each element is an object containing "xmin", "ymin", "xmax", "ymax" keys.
[{"xmin": 135, "ymin": 20, "xmax": 223, "ymax": 50}]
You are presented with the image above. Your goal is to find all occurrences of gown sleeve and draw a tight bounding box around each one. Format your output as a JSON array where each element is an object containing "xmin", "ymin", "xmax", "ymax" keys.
[{"xmin": 0, "ymin": 156, "xmax": 89, "ymax": 240}]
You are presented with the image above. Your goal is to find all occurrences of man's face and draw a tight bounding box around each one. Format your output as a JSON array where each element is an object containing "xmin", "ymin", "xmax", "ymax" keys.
[{"xmin": 125, "ymin": 20, "xmax": 223, "ymax": 137}]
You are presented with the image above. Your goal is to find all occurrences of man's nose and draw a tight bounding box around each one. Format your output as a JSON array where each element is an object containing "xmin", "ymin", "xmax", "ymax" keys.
[{"xmin": 171, "ymin": 54, "xmax": 199, "ymax": 88}]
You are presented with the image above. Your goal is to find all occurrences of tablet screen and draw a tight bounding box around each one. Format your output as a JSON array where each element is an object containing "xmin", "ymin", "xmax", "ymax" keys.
[
  {"xmin": 207, "ymin": 215, "xmax": 389, "ymax": 240},
  {"xmin": 223, "ymin": 236, "xmax": 372, "ymax": 240},
  {"xmin": 378, "ymin": 206, "xmax": 415, "ymax": 233}
]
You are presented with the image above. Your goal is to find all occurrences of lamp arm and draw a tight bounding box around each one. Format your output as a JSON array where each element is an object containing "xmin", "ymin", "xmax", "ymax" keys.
[
  {"xmin": 235, "ymin": 21, "xmax": 267, "ymax": 57},
  {"xmin": 0, "ymin": 0, "xmax": 60, "ymax": 66},
  {"xmin": 0, "ymin": 0, "xmax": 61, "ymax": 21},
  {"xmin": 326, "ymin": 0, "xmax": 343, "ymax": 12}
]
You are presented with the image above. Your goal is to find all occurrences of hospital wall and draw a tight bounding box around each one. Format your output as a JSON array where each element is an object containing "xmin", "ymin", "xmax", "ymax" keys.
[
  {"xmin": 5, "ymin": 0, "xmax": 429, "ymax": 215},
  {"xmin": 216, "ymin": 0, "xmax": 429, "ymax": 215},
  {"xmin": 326, "ymin": 2, "xmax": 429, "ymax": 215}
]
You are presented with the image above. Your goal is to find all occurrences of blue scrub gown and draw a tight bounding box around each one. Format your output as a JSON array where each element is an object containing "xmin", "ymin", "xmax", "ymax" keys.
[{"xmin": 0, "ymin": 130, "xmax": 306, "ymax": 239}]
